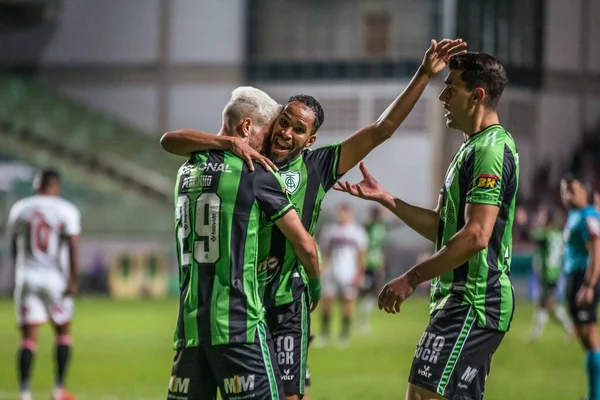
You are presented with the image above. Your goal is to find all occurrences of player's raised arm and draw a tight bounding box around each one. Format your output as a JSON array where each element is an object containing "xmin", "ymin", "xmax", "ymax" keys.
[
  {"xmin": 336, "ymin": 39, "xmax": 467, "ymax": 175},
  {"xmin": 334, "ymin": 162, "xmax": 440, "ymax": 242},
  {"xmin": 160, "ymin": 130, "xmax": 277, "ymax": 172}
]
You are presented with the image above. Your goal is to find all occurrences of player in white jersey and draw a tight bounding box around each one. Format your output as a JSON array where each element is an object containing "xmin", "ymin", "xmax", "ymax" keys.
[
  {"xmin": 315, "ymin": 204, "xmax": 367, "ymax": 348},
  {"xmin": 6, "ymin": 169, "xmax": 80, "ymax": 400}
]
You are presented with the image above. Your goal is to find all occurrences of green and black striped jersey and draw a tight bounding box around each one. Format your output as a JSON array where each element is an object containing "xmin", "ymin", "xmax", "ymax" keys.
[
  {"xmin": 173, "ymin": 150, "xmax": 294, "ymax": 348},
  {"xmin": 364, "ymin": 221, "xmax": 387, "ymax": 270},
  {"xmin": 258, "ymin": 142, "xmax": 343, "ymax": 308},
  {"xmin": 432, "ymin": 125, "xmax": 519, "ymax": 332},
  {"xmin": 532, "ymin": 228, "xmax": 563, "ymax": 285}
]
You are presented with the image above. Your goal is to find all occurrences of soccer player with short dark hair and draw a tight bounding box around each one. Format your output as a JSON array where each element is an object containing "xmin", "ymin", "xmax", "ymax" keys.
[
  {"xmin": 166, "ymin": 87, "xmax": 320, "ymax": 400},
  {"xmin": 561, "ymin": 173, "xmax": 600, "ymax": 400},
  {"xmin": 161, "ymin": 39, "xmax": 467, "ymax": 400},
  {"xmin": 335, "ymin": 52, "xmax": 518, "ymax": 400}
]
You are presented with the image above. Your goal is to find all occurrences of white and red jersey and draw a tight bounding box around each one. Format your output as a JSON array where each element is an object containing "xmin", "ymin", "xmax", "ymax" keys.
[
  {"xmin": 319, "ymin": 222, "xmax": 368, "ymax": 284},
  {"xmin": 7, "ymin": 195, "xmax": 80, "ymax": 284}
]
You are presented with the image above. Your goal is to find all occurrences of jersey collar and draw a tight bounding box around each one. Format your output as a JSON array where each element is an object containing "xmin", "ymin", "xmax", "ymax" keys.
[{"xmin": 464, "ymin": 124, "xmax": 502, "ymax": 144}]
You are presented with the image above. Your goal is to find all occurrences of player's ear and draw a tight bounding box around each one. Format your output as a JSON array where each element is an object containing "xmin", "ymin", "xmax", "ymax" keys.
[
  {"xmin": 306, "ymin": 134, "xmax": 317, "ymax": 148},
  {"xmin": 238, "ymin": 118, "xmax": 252, "ymax": 138},
  {"xmin": 473, "ymin": 88, "xmax": 486, "ymax": 106}
]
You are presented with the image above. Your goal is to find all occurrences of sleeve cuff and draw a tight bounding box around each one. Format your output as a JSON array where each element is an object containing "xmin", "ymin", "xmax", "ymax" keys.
[
  {"xmin": 466, "ymin": 197, "xmax": 501, "ymax": 206},
  {"xmin": 269, "ymin": 203, "xmax": 295, "ymax": 222}
]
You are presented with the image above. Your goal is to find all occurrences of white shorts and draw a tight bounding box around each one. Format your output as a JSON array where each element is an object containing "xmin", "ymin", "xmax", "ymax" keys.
[
  {"xmin": 322, "ymin": 269, "xmax": 357, "ymax": 300},
  {"xmin": 14, "ymin": 278, "xmax": 74, "ymax": 327}
]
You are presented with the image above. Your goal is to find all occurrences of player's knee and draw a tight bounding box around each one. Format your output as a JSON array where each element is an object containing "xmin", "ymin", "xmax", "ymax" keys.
[
  {"xmin": 21, "ymin": 338, "xmax": 37, "ymax": 351},
  {"xmin": 56, "ymin": 334, "xmax": 72, "ymax": 346},
  {"xmin": 284, "ymin": 394, "xmax": 301, "ymax": 400}
]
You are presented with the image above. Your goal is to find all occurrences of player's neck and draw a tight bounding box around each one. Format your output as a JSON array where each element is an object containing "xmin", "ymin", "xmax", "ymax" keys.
[{"xmin": 462, "ymin": 111, "xmax": 500, "ymax": 140}]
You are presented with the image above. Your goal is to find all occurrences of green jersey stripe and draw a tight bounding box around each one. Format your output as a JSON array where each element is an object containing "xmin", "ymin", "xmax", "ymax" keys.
[
  {"xmin": 201, "ymin": 151, "xmax": 227, "ymax": 344},
  {"xmin": 224, "ymin": 154, "xmax": 249, "ymax": 343},
  {"xmin": 257, "ymin": 323, "xmax": 280, "ymax": 400},
  {"xmin": 437, "ymin": 306, "xmax": 476, "ymax": 394}
]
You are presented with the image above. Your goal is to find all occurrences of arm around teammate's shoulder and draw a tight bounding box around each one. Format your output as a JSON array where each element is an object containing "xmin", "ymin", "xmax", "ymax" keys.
[{"xmin": 160, "ymin": 129, "xmax": 232, "ymax": 157}]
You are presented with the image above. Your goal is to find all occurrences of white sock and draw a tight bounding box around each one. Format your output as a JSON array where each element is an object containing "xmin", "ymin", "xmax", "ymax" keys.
[
  {"xmin": 531, "ymin": 308, "xmax": 549, "ymax": 339},
  {"xmin": 553, "ymin": 305, "xmax": 574, "ymax": 334}
]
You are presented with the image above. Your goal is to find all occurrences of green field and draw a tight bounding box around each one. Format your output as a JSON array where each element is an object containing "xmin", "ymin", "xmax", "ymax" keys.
[{"xmin": 0, "ymin": 296, "xmax": 587, "ymax": 399}]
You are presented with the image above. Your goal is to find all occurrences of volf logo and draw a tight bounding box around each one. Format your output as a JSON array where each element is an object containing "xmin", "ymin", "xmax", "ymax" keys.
[
  {"xmin": 168, "ymin": 376, "xmax": 190, "ymax": 394},
  {"xmin": 223, "ymin": 375, "xmax": 255, "ymax": 394}
]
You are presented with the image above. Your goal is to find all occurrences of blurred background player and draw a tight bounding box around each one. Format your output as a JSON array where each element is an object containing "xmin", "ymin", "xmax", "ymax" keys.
[
  {"xmin": 561, "ymin": 173, "xmax": 600, "ymax": 400},
  {"xmin": 316, "ymin": 203, "xmax": 367, "ymax": 348},
  {"xmin": 357, "ymin": 205, "xmax": 388, "ymax": 333},
  {"xmin": 529, "ymin": 207, "xmax": 574, "ymax": 342},
  {"xmin": 6, "ymin": 169, "xmax": 80, "ymax": 400},
  {"xmin": 167, "ymin": 87, "xmax": 320, "ymax": 400}
]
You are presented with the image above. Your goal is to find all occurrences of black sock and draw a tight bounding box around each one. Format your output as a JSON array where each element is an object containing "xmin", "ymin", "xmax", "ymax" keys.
[
  {"xmin": 322, "ymin": 314, "xmax": 331, "ymax": 337},
  {"xmin": 341, "ymin": 315, "xmax": 351, "ymax": 339},
  {"xmin": 18, "ymin": 348, "xmax": 34, "ymax": 391},
  {"xmin": 56, "ymin": 344, "xmax": 71, "ymax": 388}
]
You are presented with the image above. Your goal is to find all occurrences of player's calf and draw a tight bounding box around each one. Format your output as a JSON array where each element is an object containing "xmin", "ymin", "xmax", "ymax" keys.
[
  {"xmin": 55, "ymin": 333, "xmax": 72, "ymax": 390},
  {"xmin": 18, "ymin": 338, "xmax": 36, "ymax": 396}
]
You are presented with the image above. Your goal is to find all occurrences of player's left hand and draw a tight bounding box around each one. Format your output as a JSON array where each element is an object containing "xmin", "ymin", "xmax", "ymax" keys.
[
  {"xmin": 576, "ymin": 285, "xmax": 595, "ymax": 307},
  {"xmin": 378, "ymin": 274, "xmax": 415, "ymax": 314},
  {"xmin": 64, "ymin": 280, "xmax": 78, "ymax": 297},
  {"xmin": 420, "ymin": 38, "xmax": 468, "ymax": 78}
]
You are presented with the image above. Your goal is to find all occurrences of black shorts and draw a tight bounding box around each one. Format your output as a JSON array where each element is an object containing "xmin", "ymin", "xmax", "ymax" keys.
[
  {"xmin": 539, "ymin": 281, "xmax": 557, "ymax": 303},
  {"xmin": 566, "ymin": 271, "xmax": 600, "ymax": 324},
  {"xmin": 167, "ymin": 323, "xmax": 284, "ymax": 400},
  {"xmin": 266, "ymin": 292, "xmax": 310, "ymax": 396},
  {"xmin": 408, "ymin": 300, "xmax": 505, "ymax": 400},
  {"xmin": 360, "ymin": 269, "xmax": 385, "ymax": 295}
]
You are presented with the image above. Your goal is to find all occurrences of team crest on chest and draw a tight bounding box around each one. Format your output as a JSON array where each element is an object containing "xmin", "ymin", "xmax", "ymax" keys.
[{"xmin": 280, "ymin": 170, "xmax": 301, "ymax": 195}]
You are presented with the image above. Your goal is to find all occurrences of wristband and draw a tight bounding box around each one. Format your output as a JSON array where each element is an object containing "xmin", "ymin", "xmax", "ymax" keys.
[
  {"xmin": 308, "ymin": 277, "xmax": 321, "ymax": 303},
  {"xmin": 583, "ymin": 280, "xmax": 595, "ymax": 288}
]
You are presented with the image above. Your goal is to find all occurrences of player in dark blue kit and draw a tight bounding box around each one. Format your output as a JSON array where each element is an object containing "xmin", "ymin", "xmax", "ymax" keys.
[{"xmin": 561, "ymin": 173, "xmax": 600, "ymax": 400}]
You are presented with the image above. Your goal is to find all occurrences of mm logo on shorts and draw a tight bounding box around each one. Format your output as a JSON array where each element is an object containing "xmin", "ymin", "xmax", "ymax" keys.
[
  {"xmin": 224, "ymin": 375, "xmax": 255, "ymax": 395},
  {"xmin": 168, "ymin": 376, "xmax": 190, "ymax": 394},
  {"xmin": 414, "ymin": 332, "xmax": 445, "ymax": 364}
]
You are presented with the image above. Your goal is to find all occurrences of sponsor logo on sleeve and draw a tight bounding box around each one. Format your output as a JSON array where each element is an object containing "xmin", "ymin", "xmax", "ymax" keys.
[{"xmin": 475, "ymin": 174, "xmax": 499, "ymax": 190}]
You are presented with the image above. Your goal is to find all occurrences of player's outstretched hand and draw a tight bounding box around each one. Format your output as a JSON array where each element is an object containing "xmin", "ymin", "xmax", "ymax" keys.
[
  {"xmin": 333, "ymin": 162, "xmax": 390, "ymax": 204},
  {"xmin": 230, "ymin": 137, "xmax": 278, "ymax": 172},
  {"xmin": 421, "ymin": 38, "xmax": 468, "ymax": 78},
  {"xmin": 377, "ymin": 274, "xmax": 415, "ymax": 314}
]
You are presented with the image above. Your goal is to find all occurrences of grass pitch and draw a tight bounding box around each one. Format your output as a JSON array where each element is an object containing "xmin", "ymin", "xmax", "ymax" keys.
[{"xmin": 0, "ymin": 296, "xmax": 586, "ymax": 399}]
